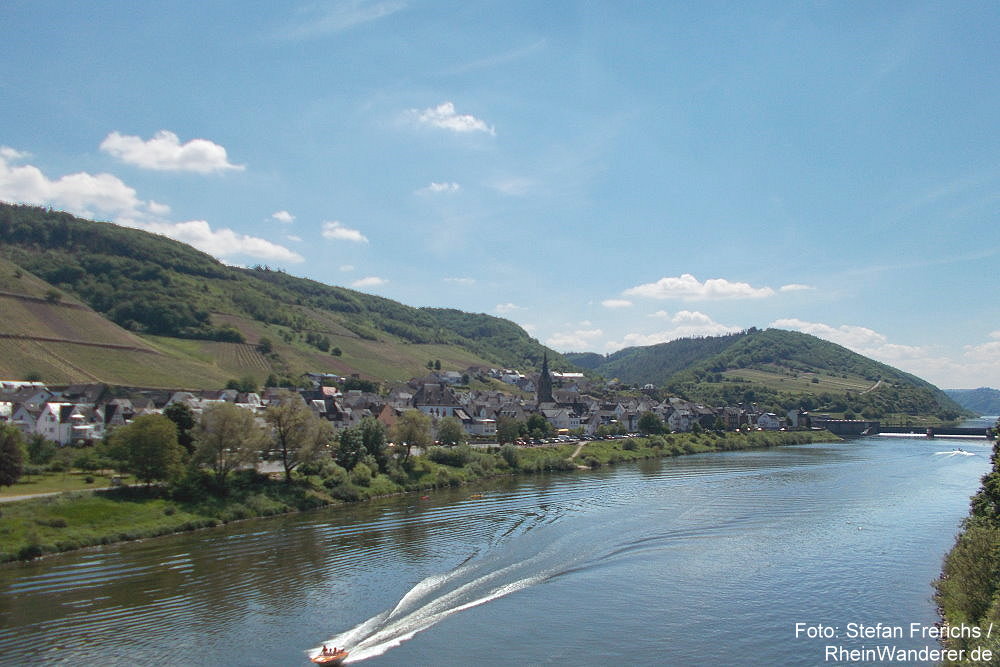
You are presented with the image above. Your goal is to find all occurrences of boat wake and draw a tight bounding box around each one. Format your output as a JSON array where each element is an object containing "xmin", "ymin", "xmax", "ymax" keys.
[
  {"xmin": 308, "ymin": 557, "xmax": 555, "ymax": 662},
  {"xmin": 934, "ymin": 450, "xmax": 976, "ymax": 457}
]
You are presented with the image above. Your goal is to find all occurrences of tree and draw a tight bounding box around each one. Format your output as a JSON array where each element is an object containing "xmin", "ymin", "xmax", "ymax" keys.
[
  {"xmin": 392, "ymin": 410, "xmax": 432, "ymax": 461},
  {"xmin": 194, "ymin": 403, "xmax": 267, "ymax": 486},
  {"xmin": 0, "ymin": 424, "xmax": 25, "ymax": 489},
  {"xmin": 434, "ymin": 359, "xmax": 441, "ymax": 371},
  {"xmin": 638, "ymin": 411, "xmax": 665, "ymax": 435},
  {"xmin": 359, "ymin": 417, "xmax": 388, "ymax": 472},
  {"xmin": 496, "ymin": 416, "xmax": 522, "ymax": 445},
  {"xmin": 26, "ymin": 433, "xmax": 56, "ymax": 465},
  {"xmin": 110, "ymin": 414, "xmax": 186, "ymax": 485},
  {"xmin": 264, "ymin": 389, "xmax": 330, "ymax": 482},
  {"xmin": 226, "ymin": 375, "xmax": 258, "ymax": 393},
  {"xmin": 164, "ymin": 402, "xmax": 196, "ymax": 454},
  {"xmin": 335, "ymin": 425, "xmax": 367, "ymax": 471},
  {"xmin": 526, "ymin": 413, "xmax": 553, "ymax": 438},
  {"xmin": 258, "ymin": 337, "xmax": 273, "ymax": 354},
  {"xmin": 436, "ymin": 416, "xmax": 466, "ymax": 446}
]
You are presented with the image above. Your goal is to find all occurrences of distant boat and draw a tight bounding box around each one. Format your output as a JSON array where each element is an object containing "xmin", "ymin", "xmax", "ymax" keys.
[{"xmin": 311, "ymin": 647, "xmax": 348, "ymax": 664}]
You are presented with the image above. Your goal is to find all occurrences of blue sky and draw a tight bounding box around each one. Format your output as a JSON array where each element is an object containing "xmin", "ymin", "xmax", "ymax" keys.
[{"xmin": 1, "ymin": 1, "xmax": 998, "ymax": 389}]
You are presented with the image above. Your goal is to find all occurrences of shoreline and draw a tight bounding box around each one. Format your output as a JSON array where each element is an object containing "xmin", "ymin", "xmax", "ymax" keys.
[{"xmin": 0, "ymin": 430, "xmax": 839, "ymax": 564}]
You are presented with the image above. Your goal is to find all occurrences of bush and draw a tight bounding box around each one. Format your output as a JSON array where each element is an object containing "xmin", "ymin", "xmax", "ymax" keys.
[
  {"xmin": 427, "ymin": 445, "xmax": 473, "ymax": 468},
  {"xmin": 499, "ymin": 444, "xmax": 519, "ymax": 468},
  {"xmin": 350, "ymin": 464, "xmax": 372, "ymax": 487},
  {"xmin": 329, "ymin": 483, "xmax": 364, "ymax": 501}
]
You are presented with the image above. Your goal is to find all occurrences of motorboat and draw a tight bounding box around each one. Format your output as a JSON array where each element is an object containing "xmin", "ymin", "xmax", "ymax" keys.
[{"xmin": 311, "ymin": 647, "xmax": 348, "ymax": 664}]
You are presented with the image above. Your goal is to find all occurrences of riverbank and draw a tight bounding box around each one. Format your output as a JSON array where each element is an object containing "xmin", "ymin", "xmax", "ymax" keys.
[
  {"xmin": 0, "ymin": 429, "xmax": 837, "ymax": 564},
  {"xmin": 933, "ymin": 435, "xmax": 1000, "ymax": 665}
]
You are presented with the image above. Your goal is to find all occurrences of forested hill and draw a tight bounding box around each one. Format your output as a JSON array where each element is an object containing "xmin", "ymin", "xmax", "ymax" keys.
[
  {"xmin": 570, "ymin": 328, "xmax": 965, "ymax": 420},
  {"xmin": 944, "ymin": 388, "xmax": 1000, "ymax": 416},
  {"xmin": 0, "ymin": 203, "xmax": 567, "ymax": 385},
  {"xmin": 566, "ymin": 332, "xmax": 748, "ymax": 381}
]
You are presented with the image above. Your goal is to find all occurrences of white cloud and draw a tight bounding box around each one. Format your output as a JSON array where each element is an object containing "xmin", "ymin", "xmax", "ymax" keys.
[
  {"xmin": 148, "ymin": 201, "xmax": 171, "ymax": 216},
  {"xmin": 547, "ymin": 328, "xmax": 604, "ymax": 351},
  {"xmin": 351, "ymin": 276, "xmax": 387, "ymax": 288},
  {"xmin": 489, "ymin": 177, "xmax": 533, "ymax": 196},
  {"xmin": 1, "ymin": 147, "xmax": 301, "ymax": 265},
  {"xmin": 606, "ymin": 311, "xmax": 741, "ymax": 350},
  {"xmin": 770, "ymin": 318, "xmax": 900, "ymax": 354},
  {"xmin": 1, "ymin": 146, "xmax": 146, "ymax": 218},
  {"xmin": 780, "ymin": 283, "xmax": 814, "ymax": 292},
  {"xmin": 129, "ymin": 219, "xmax": 304, "ymax": 264},
  {"xmin": 601, "ymin": 299, "xmax": 632, "ymax": 309},
  {"xmin": 321, "ymin": 220, "xmax": 369, "ymax": 243},
  {"xmin": 764, "ymin": 317, "xmax": 1000, "ymax": 388},
  {"xmin": 339, "ymin": 264, "xmax": 355, "ymax": 272},
  {"xmin": 444, "ymin": 277, "xmax": 476, "ymax": 285},
  {"xmin": 411, "ymin": 102, "xmax": 495, "ymax": 135},
  {"xmin": 272, "ymin": 210, "xmax": 295, "ymax": 223},
  {"xmin": 286, "ymin": 234, "xmax": 302, "ymax": 242},
  {"xmin": 100, "ymin": 130, "xmax": 244, "ymax": 173},
  {"xmin": 623, "ymin": 274, "xmax": 775, "ymax": 301},
  {"xmin": 417, "ymin": 181, "xmax": 461, "ymax": 195},
  {"xmin": 0, "ymin": 147, "xmax": 29, "ymax": 161},
  {"xmin": 280, "ymin": 0, "xmax": 406, "ymax": 38},
  {"xmin": 649, "ymin": 310, "xmax": 671, "ymax": 318},
  {"xmin": 495, "ymin": 303, "xmax": 521, "ymax": 314}
]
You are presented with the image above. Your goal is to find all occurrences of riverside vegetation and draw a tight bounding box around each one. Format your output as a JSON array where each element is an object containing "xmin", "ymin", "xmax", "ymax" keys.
[
  {"xmin": 0, "ymin": 413, "xmax": 835, "ymax": 564},
  {"xmin": 933, "ymin": 419, "xmax": 1000, "ymax": 665}
]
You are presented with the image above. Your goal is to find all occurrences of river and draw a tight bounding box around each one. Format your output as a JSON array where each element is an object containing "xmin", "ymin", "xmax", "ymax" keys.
[{"xmin": 0, "ymin": 435, "xmax": 992, "ymax": 666}]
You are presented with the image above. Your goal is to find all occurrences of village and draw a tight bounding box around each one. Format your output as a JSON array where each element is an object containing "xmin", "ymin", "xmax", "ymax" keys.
[{"xmin": 0, "ymin": 356, "xmax": 798, "ymax": 448}]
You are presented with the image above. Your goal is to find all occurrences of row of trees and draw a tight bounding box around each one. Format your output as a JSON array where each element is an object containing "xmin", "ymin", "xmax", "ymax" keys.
[{"xmin": 0, "ymin": 394, "xmax": 471, "ymax": 492}]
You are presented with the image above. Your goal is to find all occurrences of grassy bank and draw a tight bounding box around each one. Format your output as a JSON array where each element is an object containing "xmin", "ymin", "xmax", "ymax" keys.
[
  {"xmin": 0, "ymin": 429, "xmax": 836, "ymax": 564},
  {"xmin": 933, "ymin": 434, "xmax": 1000, "ymax": 665}
]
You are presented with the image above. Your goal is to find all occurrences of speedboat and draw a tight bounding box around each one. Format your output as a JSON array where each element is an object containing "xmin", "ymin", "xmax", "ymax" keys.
[{"xmin": 311, "ymin": 648, "xmax": 348, "ymax": 665}]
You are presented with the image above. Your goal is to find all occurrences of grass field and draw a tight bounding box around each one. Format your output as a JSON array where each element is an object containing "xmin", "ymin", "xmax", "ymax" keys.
[
  {"xmin": 725, "ymin": 366, "xmax": 875, "ymax": 393},
  {"xmin": 0, "ymin": 471, "xmax": 136, "ymax": 498}
]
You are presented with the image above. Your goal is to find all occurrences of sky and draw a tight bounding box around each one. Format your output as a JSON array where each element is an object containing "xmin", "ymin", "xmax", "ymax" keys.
[{"xmin": 1, "ymin": 1, "xmax": 998, "ymax": 390}]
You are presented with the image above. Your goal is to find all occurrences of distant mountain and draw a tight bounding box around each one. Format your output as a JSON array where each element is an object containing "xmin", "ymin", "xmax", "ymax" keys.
[
  {"xmin": 944, "ymin": 388, "xmax": 1000, "ymax": 416},
  {"xmin": 0, "ymin": 203, "xmax": 568, "ymax": 387},
  {"xmin": 568, "ymin": 328, "xmax": 966, "ymax": 420}
]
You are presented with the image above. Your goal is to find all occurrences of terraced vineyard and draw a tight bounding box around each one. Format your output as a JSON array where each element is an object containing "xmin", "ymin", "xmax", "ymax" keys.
[{"xmin": 725, "ymin": 367, "xmax": 875, "ymax": 393}]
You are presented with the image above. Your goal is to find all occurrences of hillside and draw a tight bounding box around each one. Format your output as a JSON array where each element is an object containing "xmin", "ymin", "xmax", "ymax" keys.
[
  {"xmin": 0, "ymin": 203, "xmax": 567, "ymax": 388},
  {"xmin": 944, "ymin": 388, "xmax": 1000, "ymax": 416},
  {"xmin": 566, "ymin": 331, "xmax": 748, "ymax": 382},
  {"xmin": 570, "ymin": 328, "xmax": 965, "ymax": 420}
]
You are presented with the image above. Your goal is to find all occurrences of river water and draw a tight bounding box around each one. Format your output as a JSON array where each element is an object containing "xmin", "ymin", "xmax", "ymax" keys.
[{"xmin": 0, "ymin": 436, "xmax": 992, "ymax": 666}]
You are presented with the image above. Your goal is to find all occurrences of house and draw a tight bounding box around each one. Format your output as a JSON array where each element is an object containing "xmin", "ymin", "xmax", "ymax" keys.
[
  {"xmin": 35, "ymin": 402, "xmax": 104, "ymax": 445},
  {"xmin": 757, "ymin": 413, "xmax": 782, "ymax": 430},
  {"xmin": 437, "ymin": 371, "xmax": 463, "ymax": 385},
  {"xmin": 6, "ymin": 385, "xmax": 53, "ymax": 413},
  {"xmin": 413, "ymin": 383, "xmax": 462, "ymax": 419}
]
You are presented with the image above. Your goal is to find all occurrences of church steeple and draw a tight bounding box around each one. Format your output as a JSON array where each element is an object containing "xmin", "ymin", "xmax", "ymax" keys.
[{"xmin": 536, "ymin": 352, "xmax": 554, "ymax": 405}]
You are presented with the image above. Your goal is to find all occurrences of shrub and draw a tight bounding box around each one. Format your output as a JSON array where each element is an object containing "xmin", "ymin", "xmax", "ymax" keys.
[
  {"xmin": 499, "ymin": 444, "xmax": 519, "ymax": 468},
  {"xmin": 427, "ymin": 445, "xmax": 473, "ymax": 468},
  {"xmin": 350, "ymin": 464, "xmax": 372, "ymax": 487}
]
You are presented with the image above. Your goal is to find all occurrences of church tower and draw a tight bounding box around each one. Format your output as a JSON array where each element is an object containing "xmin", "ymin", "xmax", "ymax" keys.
[{"xmin": 536, "ymin": 353, "xmax": 554, "ymax": 405}]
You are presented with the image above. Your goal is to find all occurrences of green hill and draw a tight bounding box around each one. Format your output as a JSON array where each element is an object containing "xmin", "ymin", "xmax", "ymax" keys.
[
  {"xmin": 569, "ymin": 328, "xmax": 965, "ymax": 420},
  {"xmin": 0, "ymin": 203, "xmax": 565, "ymax": 388},
  {"xmin": 944, "ymin": 388, "xmax": 1000, "ymax": 416}
]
